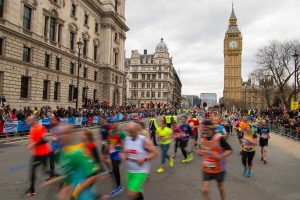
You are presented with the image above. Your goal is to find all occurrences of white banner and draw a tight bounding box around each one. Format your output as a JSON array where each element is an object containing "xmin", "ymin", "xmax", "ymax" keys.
[
  {"xmin": 4, "ymin": 121, "xmax": 18, "ymax": 133},
  {"xmin": 92, "ymin": 116, "xmax": 99, "ymax": 124},
  {"xmin": 60, "ymin": 118, "xmax": 69, "ymax": 125}
]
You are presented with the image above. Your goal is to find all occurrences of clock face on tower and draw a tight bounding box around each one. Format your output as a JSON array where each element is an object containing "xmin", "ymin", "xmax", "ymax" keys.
[{"xmin": 229, "ymin": 40, "xmax": 238, "ymax": 49}]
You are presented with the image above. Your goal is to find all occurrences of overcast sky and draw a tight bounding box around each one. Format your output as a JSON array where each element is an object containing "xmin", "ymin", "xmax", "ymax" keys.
[{"xmin": 125, "ymin": 0, "xmax": 300, "ymax": 99}]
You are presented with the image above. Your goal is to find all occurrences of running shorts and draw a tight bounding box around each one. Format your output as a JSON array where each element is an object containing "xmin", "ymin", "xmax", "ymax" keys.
[
  {"xmin": 127, "ymin": 172, "xmax": 147, "ymax": 192},
  {"xmin": 191, "ymin": 134, "xmax": 198, "ymax": 141},
  {"xmin": 259, "ymin": 138, "xmax": 269, "ymax": 147},
  {"xmin": 203, "ymin": 171, "xmax": 226, "ymax": 183}
]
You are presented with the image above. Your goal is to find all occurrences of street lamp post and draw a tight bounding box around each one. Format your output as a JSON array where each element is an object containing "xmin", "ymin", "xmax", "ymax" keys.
[
  {"xmin": 76, "ymin": 38, "xmax": 83, "ymax": 110},
  {"xmin": 85, "ymin": 86, "xmax": 89, "ymax": 108},
  {"xmin": 244, "ymin": 83, "xmax": 247, "ymax": 111},
  {"xmin": 292, "ymin": 50, "xmax": 299, "ymax": 102},
  {"xmin": 150, "ymin": 79, "xmax": 153, "ymax": 104}
]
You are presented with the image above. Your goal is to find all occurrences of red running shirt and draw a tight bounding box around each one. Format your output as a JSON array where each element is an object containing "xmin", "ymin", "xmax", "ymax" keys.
[{"xmin": 29, "ymin": 124, "xmax": 51, "ymax": 156}]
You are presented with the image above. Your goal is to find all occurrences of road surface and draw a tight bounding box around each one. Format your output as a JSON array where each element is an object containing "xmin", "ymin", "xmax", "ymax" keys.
[{"xmin": 0, "ymin": 119, "xmax": 299, "ymax": 200}]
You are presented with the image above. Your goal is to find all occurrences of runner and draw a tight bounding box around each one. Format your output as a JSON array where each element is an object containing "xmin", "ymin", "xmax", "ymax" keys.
[
  {"xmin": 23, "ymin": 115, "xmax": 52, "ymax": 197},
  {"xmin": 99, "ymin": 117, "xmax": 112, "ymax": 172},
  {"xmin": 198, "ymin": 119, "xmax": 233, "ymax": 200},
  {"xmin": 234, "ymin": 116, "xmax": 242, "ymax": 144},
  {"xmin": 156, "ymin": 118, "xmax": 174, "ymax": 173},
  {"xmin": 241, "ymin": 125, "xmax": 258, "ymax": 177},
  {"xmin": 165, "ymin": 111, "xmax": 172, "ymax": 128},
  {"xmin": 188, "ymin": 114, "xmax": 200, "ymax": 150},
  {"xmin": 56, "ymin": 125, "xmax": 110, "ymax": 200},
  {"xmin": 122, "ymin": 122, "xmax": 157, "ymax": 200},
  {"xmin": 172, "ymin": 120, "xmax": 182, "ymax": 158},
  {"xmin": 81, "ymin": 129, "xmax": 103, "ymax": 171},
  {"xmin": 179, "ymin": 115, "xmax": 193, "ymax": 163},
  {"xmin": 48, "ymin": 118, "xmax": 62, "ymax": 178},
  {"xmin": 257, "ymin": 119, "xmax": 270, "ymax": 164},
  {"xmin": 149, "ymin": 114, "xmax": 158, "ymax": 146},
  {"xmin": 107, "ymin": 118, "xmax": 126, "ymax": 197}
]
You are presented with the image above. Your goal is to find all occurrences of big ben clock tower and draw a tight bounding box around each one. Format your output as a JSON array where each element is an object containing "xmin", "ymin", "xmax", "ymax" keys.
[{"xmin": 223, "ymin": 4, "xmax": 242, "ymax": 105}]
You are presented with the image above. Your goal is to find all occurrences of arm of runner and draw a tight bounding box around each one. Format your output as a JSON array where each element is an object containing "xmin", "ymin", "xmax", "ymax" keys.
[
  {"xmin": 136, "ymin": 139, "xmax": 158, "ymax": 165},
  {"xmin": 212, "ymin": 137, "xmax": 233, "ymax": 160},
  {"xmin": 248, "ymin": 133, "xmax": 258, "ymax": 145}
]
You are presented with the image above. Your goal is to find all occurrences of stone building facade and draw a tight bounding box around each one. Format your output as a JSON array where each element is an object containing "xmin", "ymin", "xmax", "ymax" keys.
[
  {"xmin": 0, "ymin": 0, "xmax": 128, "ymax": 109},
  {"xmin": 125, "ymin": 39, "xmax": 182, "ymax": 108}
]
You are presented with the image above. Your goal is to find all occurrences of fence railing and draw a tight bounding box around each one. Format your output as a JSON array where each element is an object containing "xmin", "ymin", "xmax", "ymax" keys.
[{"xmin": 270, "ymin": 123, "xmax": 300, "ymax": 141}]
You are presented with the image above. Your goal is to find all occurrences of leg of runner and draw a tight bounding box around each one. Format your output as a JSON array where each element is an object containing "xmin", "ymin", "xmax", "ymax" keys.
[
  {"xmin": 174, "ymin": 140, "xmax": 179, "ymax": 158},
  {"xmin": 25, "ymin": 155, "xmax": 47, "ymax": 197},
  {"xmin": 157, "ymin": 144, "xmax": 171, "ymax": 173},
  {"xmin": 263, "ymin": 146, "xmax": 267, "ymax": 164},
  {"xmin": 48, "ymin": 151, "xmax": 55, "ymax": 178},
  {"xmin": 217, "ymin": 182, "xmax": 226, "ymax": 200},
  {"xmin": 112, "ymin": 160, "xmax": 121, "ymax": 187},
  {"xmin": 247, "ymin": 151, "xmax": 255, "ymax": 177},
  {"xmin": 180, "ymin": 140, "xmax": 188, "ymax": 162},
  {"xmin": 241, "ymin": 151, "xmax": 248, "ymax": 176},
  {"xmin": 201, "ymin": 181, "xmax": 210, "ymax": 200}
]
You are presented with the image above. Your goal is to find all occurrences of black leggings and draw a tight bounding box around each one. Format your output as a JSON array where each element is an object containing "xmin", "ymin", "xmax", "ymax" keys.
[
  {"xmin": 29, "ymin": 155, "xmax": 48, "ymax": 193},
  {"xmin": 241, "ymin": 151, "xmax": 255, "ymax": 167},
  {"xmin": 180, "ymin": 140, "xmax": 189, "ymax": 159},
  {"xmin": 174, "ymin": 140, "xmax": 180, "ymax": 153},
  {"xmin": 112, "ymin": 160, "xmax": 121, "ymax": 187},
  {"xmin": 48, "ymin": 151, "xmax": 55, "ymax": 177}
]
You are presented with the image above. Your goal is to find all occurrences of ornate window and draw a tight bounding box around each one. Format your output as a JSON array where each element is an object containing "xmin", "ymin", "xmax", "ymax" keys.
[
  {"xmin": 49, "ymin": 17, "xmax": 56, "ymax": 42},
  {"xmin": 21, "ymin": 76, "xmax": 30, "ymax": 98},
  {"xmin": 0, "ymin": 0, "xmax": 4, "ymax": 18},
  {"xmin": 23, "ymin": 5, "xmax": 32, "ymax": 30},
  {"xmin": 71, "ymin": 3, "xmax": 76, "ymax": 16}
]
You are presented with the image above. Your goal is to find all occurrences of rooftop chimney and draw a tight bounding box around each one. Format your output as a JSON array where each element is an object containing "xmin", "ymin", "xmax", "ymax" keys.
[{"xmin": 144, "ymin": 49, "xmax": 147, "ymax": 55}]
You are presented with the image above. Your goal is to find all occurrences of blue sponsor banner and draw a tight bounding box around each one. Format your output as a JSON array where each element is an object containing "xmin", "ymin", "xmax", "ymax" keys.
[
  {"xmin": 118, "ymin": 114, "xmax": 124, "ymax": 121},
  {"xmin": 68, "ymin": 117, "xmax": 75, "ymax": 125},
  {"xmin": 82, "ymin": 117, "xmax": 88, "ymax": 125},
  {"xmin": 42, "ymin": 118, "xmax": 51, "ymax": 129},
  {"xmin": 17, "ymin": 120, "xmax": 30, "ymax": 132}
]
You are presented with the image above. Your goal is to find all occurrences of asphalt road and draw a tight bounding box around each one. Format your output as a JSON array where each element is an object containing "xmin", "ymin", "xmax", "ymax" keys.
[{"xmin": 0, "ymin": 119, "xmax": 300, "ymax": 200}]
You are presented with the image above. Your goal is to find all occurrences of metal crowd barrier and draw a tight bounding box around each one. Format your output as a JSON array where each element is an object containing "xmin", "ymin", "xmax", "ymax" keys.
[{"xmin": 270, "ymin": 123, "xmax": 300, "ymax": 141}]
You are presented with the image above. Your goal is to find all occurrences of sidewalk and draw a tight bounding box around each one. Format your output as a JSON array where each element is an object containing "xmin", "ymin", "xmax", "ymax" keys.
[{"xmin": 0, "ymin": 125, "xmax": 99, "ymax": 144}]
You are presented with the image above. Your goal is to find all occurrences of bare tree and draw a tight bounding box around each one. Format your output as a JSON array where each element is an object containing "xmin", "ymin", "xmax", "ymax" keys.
[
  {"xmin": 249, "ymin": 69, "xmax": 276, "ymax": 107},
  {"xmin": 255, "ymin": 40, "xmax": 300, "ymax": 108}
]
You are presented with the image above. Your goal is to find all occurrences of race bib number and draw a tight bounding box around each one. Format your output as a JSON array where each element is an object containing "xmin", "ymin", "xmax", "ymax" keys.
[
  {"xmin": 261, "ymin": 133, "xmax": 268, "ymax": 139},
  {"xmin": 203, "ymin": 161, "xmax": 216, "ymax": 169}
]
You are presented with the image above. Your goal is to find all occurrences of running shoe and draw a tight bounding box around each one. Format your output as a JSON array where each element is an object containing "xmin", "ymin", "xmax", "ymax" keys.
[
  {"xmin": 181, "ymin": 159, "xmax": 188, "ymax": 163},
  {"xmin": 156, "ymin": 168, "xmax": 164, "ymax": 173},
  {"xmin": 100, "ymin": 195, "xmax": 111, "ymax": 200},
  {"xmin": 247, "ymin": 171, "xmax": 252, "ymax": 177},
  {"xmin": 169, "ymin": 158, "xmax": 174, "ymax": 168},
  {"xmin": 110, "ymin": 186, "xmax": 124, "ymax": 198},
  {"xmin": 263, "ymin": 160, "xmax": 267, "ymax": 164},
  {"xmin": 186, "ymin": 153, "xmax": 193, "ymax": 162},
  {"xmin": 243, "ymin": 167, "xmax": 248, "ymax": 176},
  {"xmin": 22, "ymin": 191, "xmax": 36, "ymax": 198}
]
